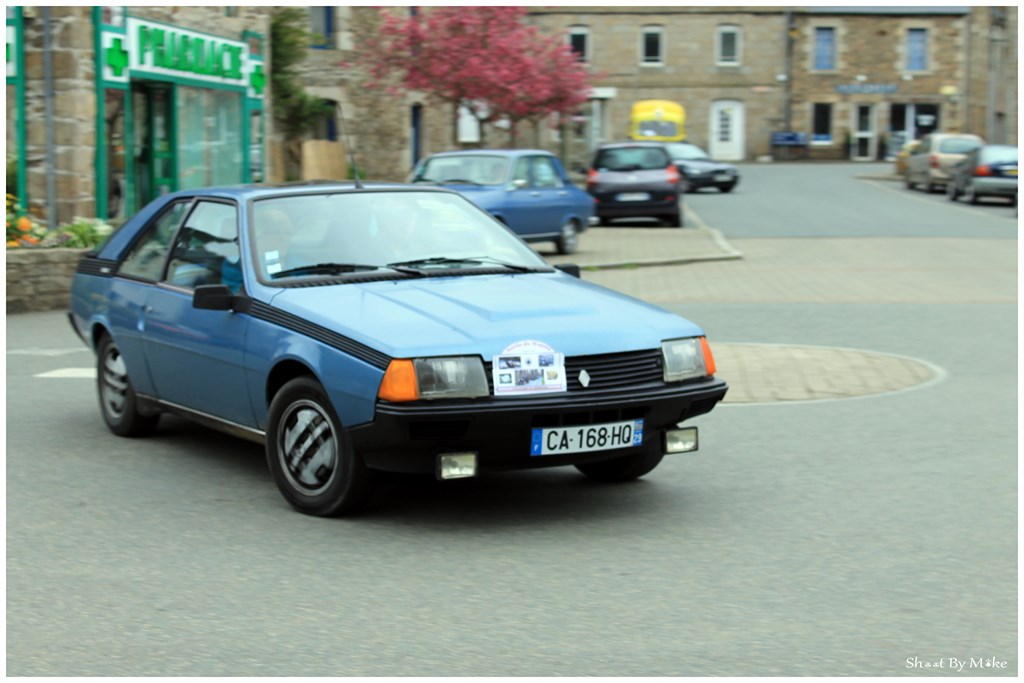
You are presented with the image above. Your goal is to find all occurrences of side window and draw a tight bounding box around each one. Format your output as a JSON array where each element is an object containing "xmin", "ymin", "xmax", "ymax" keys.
[
  {"xmin": 119, "ymin": 201, "xmax": 190, "ymax": 280},
  {"xmin": 531, "ymin": 157, "xmax": 563, "ymax": 188},
  {"xmin": 166, "ymin": 201, "xmax": 240, "ymax": 291}
]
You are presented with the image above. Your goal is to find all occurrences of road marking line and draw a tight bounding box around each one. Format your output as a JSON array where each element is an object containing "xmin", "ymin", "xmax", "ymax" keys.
[
  {"xmin": 8, "ymin": 348, "xmax": 90, "ymax": 356},
  {"xmin": 34, "ymin": 368, "xmax": 96, "ymax": 379}
]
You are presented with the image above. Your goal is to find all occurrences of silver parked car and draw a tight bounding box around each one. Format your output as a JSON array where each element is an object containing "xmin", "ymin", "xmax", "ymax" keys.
[
  {"xmin": 905, "ymin": 132, "xmax": 983, "ymax": 193},
  {"xmin": 946, "ymin": 144, "xmax": 1018, "ymax": 205}
]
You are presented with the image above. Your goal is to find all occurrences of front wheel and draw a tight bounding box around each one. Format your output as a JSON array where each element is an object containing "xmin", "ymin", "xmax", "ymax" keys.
[
  {"xmin": 266, "ymin": 376, "xmax": 374, "ymax": 516},
  {"xmin": 96, "ymin": 334, "xmax": 160, "ymax": 437},
  {"xmin": 575, "ymin": 449, "xmax": 664, "ymax": 482},
  {"xmin": 718, "ymin": 183, "xmax": 736, "ymax": 193},
  {"xmin": 556, "ymin": 219, "xmax": 578, "ymax": 255}
]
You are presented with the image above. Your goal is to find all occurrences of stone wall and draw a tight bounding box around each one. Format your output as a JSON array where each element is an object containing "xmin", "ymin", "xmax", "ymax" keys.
[{"xmin": 6, "ymin": 248, "xmax": 88, "ymax": 313}]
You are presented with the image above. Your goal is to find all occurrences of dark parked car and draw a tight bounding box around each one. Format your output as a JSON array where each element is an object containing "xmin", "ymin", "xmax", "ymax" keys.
[
  {"xmin": 409, "ymin": 149, "xmax": 592, "ymax": 255},
  {"xmin": 946, "ymin": 144, "xmax": 1018, "ymax": 205},
  {"xmin": 69, "ymin": 181, "xmax": 727, "ymax": 516},
  {"xmin": 585, "ymin": 141, "xmax": 683, "ymax": 227},
  {"xmin": 664, "ymin": 142, "xmax": 740, "ymax": 193}
]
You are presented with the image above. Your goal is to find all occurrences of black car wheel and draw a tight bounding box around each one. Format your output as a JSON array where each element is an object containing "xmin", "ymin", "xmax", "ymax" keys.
[
  {"xmin": 556, "ymin": 219, "xmax": 578, "ymax": 255},
  {"xmin": 575, "ymin": 449, "xmax": 664, "ymax": 482},
  {"xmin": 905, "ymin": 172, "xmax": 915, "ymax": 190},
  {"xmin": 266, "ymin": 376, "xmax": 374, "ymax": 516},
  {"xmin": 718, "ymin": 183, "xmax": 736, "ymax": 193},
  {"xmin": 96, "ymin": 334, "xmax": 160, "ymax": 437}
]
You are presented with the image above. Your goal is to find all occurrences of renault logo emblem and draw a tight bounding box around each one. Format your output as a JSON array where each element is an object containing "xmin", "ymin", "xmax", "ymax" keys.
[{"xmin": 578, "ymin": 369, "xmax": 591, "ymax": 388}]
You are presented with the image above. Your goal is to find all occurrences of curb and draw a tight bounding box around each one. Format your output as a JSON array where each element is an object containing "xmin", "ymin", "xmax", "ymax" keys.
[{"xmin": 581, "ymin": 227, "xmax": 744, "ymax": 271}]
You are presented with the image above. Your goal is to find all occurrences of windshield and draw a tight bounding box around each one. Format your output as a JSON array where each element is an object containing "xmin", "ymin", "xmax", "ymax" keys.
[
  {"xmin": 249, "ymin": 191, "xmax": 547, "ymax": 281},
  {"xmin": 411, "ymin": 154, "xmax": 510, "ymax": 185},
  {"xmin": 636, "ymin": 121, "xmax": 679, "ymax": 138},
  {"xmin": 594, "ymin": 146, "xmax": 670, "ymax": 171},
  {"xmin": 980, "ymin": 146, "xmax": 1018, "ymax": 164},
  {"xmin": 665, "ymin": 143, "xmax": 710, "ymax": 161},
  {"xmin": 939, "ymin": 138, "xmax": 981, "ymax": 154}
]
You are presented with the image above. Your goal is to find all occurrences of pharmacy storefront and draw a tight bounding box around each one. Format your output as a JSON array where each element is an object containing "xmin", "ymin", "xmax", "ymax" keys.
[{"xmin": 96, "ymin": 10, "xmax": 265, "ymax": 219}]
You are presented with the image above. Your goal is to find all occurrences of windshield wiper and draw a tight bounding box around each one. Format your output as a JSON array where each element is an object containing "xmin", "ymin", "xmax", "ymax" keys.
[
  {"xmin": 386, "ymin": 256, "xmax": 538, "ymax": 273},
  {"xmin": 270, "ymin": 262, "xmax": 383, "ymax": 279}
]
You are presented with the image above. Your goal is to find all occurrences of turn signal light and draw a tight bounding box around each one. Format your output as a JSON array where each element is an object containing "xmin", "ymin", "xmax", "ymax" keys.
[
  {"xmin": 700, "ymin": 337, "xmax": 717, "ymax": 377},
  {"xmin": 975, "ymin": 165, "xmax": 993, "ymax": 177},
  {"xmin": 378, "ymin": 359, "xmax": 419, "ymax": 402},
  {"xmin": 666, "ymin": 163, "xmax": 681, "ymax": 185}
]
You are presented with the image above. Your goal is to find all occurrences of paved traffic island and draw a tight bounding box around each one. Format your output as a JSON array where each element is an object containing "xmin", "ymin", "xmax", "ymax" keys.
[{"xmin": 713, "ymin": 343, "xmax": 941, "ymax": 404}]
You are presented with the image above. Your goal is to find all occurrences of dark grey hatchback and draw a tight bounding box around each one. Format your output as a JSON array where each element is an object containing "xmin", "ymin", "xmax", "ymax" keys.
[{"xmin": 586, "ymin": 142, "xmax": 683, "ymax": 227}]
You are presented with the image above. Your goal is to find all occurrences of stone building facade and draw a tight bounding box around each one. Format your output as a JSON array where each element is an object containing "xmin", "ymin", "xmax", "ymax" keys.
[
  {"xmin": 304, "ymin": 5, "xmax": 1015, "ymax": 175},
  {"xmin": 6, "ymin": 6, "xmax": 271, "ymax": 224}
]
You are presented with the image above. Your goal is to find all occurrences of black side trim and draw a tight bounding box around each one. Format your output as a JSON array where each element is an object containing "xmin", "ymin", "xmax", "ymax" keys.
[
  {"xmin": 245, "ymin": 299, "xmax": 392, "ymax": 370},
  {"xmin": 76, "ymin": 255, "xmax": 119, "ymax": 277}
]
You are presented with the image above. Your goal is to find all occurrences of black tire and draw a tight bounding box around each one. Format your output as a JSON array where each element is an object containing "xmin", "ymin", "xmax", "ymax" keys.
[
  {"xmin": 575, "ymin": 449, "xmax": 664, "ymax": 482},
  {"xmin": 662, "ymin": 210, "xmax": 682, "ymax": 228},
  {"xmin": 904, "ymin": 172, "xmax": 915, "ymax": 190},
  {"xmin": 266, "ymin": 376, "xmax": 374, "ymax": 516},
  {"xmin": 718, "ymin": 183, "xmax": 736, "ymax": 193},
  {"xmin": 556, "ymin": 219, "xmax": 578, "ymax": 255},
  {"xmin": 96, "ymin": 334, "xmax": 160, "ymax": 437},
  {"xmin": 926, "ymin": 182, "xmax": 938, "ymax": 194}
]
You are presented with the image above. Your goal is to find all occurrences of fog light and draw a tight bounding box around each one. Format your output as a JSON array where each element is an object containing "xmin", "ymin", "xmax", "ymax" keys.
[
  {"xmin": 665, "ymin": 427, "xmax": 698, "ymax": 454},
  {"xmin": 438, "ymin": 452, "xmax": 477, "ymax": 480}
]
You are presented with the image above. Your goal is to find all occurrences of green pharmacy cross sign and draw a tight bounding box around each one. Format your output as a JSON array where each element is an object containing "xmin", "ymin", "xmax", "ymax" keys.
[{"xmin": 102, "ymin": 17, "xmax": 263, "ymax": 97}]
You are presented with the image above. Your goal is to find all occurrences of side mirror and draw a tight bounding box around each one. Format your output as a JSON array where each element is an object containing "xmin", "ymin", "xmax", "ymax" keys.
[
  {"xmin": 555, "ymin": 263, "xmax": 581, "ymax": 278},
  {"xmin": 511, "ymin": 179, "xmax": 529, "ymax": 190},
  {"xmin": 193, "ymin": 284, "xmax": 235, "ymax": 311}
]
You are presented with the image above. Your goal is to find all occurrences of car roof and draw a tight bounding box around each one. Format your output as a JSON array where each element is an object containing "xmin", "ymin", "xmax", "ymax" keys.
[
  {"xmin": 160, "ymin": 180, "xmax": 456, "ymax": 202},
  {"xmin": 425, "ymin": 149, "xmax": 553, "ymax": 158},
  {"xmin": 596, "ymin": 141, "xmax": 670, "ymax": 149}
]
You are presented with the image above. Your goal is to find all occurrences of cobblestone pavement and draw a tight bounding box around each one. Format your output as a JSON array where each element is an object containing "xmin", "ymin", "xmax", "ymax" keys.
[{"xmin": 537, "ymin": 225, "xmax": 1015, "ymax": 404}]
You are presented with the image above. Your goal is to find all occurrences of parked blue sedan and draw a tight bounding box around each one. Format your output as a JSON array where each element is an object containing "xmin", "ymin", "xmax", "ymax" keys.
[
  {"xmin": 69, "ymin": 182, "xmax": 727, "ymax": 516},
  {"xmin": 409, "ymin": 149, "xmax": 593, "ymax": 255}
]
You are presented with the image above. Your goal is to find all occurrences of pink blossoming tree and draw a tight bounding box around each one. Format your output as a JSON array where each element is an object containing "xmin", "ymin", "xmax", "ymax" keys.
[{"xmin": 356, "ymin": 7, "xmax": 593, "ymax": 147}]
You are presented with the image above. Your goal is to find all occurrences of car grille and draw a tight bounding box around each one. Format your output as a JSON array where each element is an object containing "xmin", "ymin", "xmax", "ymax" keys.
[{"xmin": 485, "ymin": 348, "xmax": 664, "ymax": 394}]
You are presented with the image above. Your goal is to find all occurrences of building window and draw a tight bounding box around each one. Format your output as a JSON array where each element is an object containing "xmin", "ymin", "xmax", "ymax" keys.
[
  {"xmin": 313, "ymin": 100, "xmax": 337, "ymax": 141},
  {"xmin": 907, "ymin": 28, "xmax": 928, "ymax": 71},
  {"xmin": 716, "ymin": 26, "xmax": 741, "ymax": 66},
  {"xmin": 814, "ymin": 27, "xmax": 836, "ymax": 70},
  {"xmin": 812, "ymin": 103, "xmax": 833, "ymax": 143},
  {"xmin": 310, "ymin": 6, "xmax": 334, "ymax": 49},
  {"xmin": 641, "ymin": 26, "xmax": 664, "ymax": 65},
  {"xmin": 568, "ymin": 26, "xmax": 590, "ymax": 62}
]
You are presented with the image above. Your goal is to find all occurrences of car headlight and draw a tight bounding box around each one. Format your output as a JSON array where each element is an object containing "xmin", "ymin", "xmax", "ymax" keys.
[
  {"xmin": 379, "ymin": 356, "xmax": 489, "ymax": 402},
  {"xmin": 662, "ymin": 337, "xmax": 716, "ymax": 382}
]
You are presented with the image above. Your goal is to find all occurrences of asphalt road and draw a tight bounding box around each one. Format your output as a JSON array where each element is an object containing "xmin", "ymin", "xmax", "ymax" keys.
[{"xmin": 5, "ymin": 163, "xmax": 1018, "ymax": 676}]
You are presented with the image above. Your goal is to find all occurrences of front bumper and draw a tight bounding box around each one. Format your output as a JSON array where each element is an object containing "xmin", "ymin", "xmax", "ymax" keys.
[{"xmin": 348, "ymin": 377, "xmax": 727, "ymax": 474}]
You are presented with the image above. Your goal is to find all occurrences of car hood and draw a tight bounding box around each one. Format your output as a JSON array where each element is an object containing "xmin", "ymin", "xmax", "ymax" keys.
[{"xmin": 268, "ymin": 273, "xmax": 704, "ymax": 360}]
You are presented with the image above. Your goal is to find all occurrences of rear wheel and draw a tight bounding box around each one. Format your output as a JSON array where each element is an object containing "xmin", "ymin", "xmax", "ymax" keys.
[
  {"xmin": 96, "ymin": 334, "xmax": 160, "ymax": 437},
  {"xmin": 555, "ymin": 219, "xmax": 578, "ymax": 255},
  {"xmin": 576, "ymin": 449, "xmax": 664, "ymax": 482},
  {"xmin": 662, "ymin": 210, "xmax": 682, "ymax": 228},
  {"xmin": 904, "ymin": 172, "xmax": 915, "ymax": 190},
  {"xmin": 718, "ymin": 183, "xmax": 736, "ymax": 193},
  {"xmin": 266, "ymin": 376, "xmax": 374, "ymax": 516}
]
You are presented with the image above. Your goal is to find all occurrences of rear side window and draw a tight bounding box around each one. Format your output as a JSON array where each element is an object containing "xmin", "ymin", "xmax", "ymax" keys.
[
  {"xmin": 939, "ymin": 138, "xmax": 981, "ymax": 154},
  {"xmin": 118, "ymin": 201, "xmax": 190, "ymax": 280},
  {"xmin": 980, "ymin": 146, "xmax": 1018, "ymax": 164},
  {"xmin": 595, "ymin": 147, "xmax": 669, "ymax": 171}
]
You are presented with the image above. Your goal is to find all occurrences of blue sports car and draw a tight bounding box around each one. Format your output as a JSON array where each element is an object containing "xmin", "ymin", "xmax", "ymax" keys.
[
  {"xmin": 409, "ymin": 149, "xmax": 593, "ymax": 255},
  {"xmin": 69, "ymin": 182, "xmax": 727, "ymax": 516}
]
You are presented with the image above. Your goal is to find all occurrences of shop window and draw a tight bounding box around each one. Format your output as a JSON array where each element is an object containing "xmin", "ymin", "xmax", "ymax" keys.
[
  {"xmin": 641, "ymin": 26, "xmax": 664, "ymax": 65},
  {"xmin": 568, "ymin": 26, "xmax": 590, "ymax": 62},
  {"xmin": 310, "ymin": 7, "xmax": 334, "ymax": 49},
  {"xmin": 814, "ymin": 27, "xmax": 836, "ymax": 71},
  {"xmin": 716, "ymin": 26, "xmax": 741, "ymax": 66},
  {"xmin": 177, "ymin": 86, "xmax": 244, "ymax": 190},
  {"xmin": 906, "ymin": 28, "xmax": 928, "ymax": 71},
  {"xmin": 104, "ymin": 90, "xmax": 128, "ymax": 220},
  {"xmin": 812, "ymin": 103, "xmax": 832, "ymax": 143}
]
